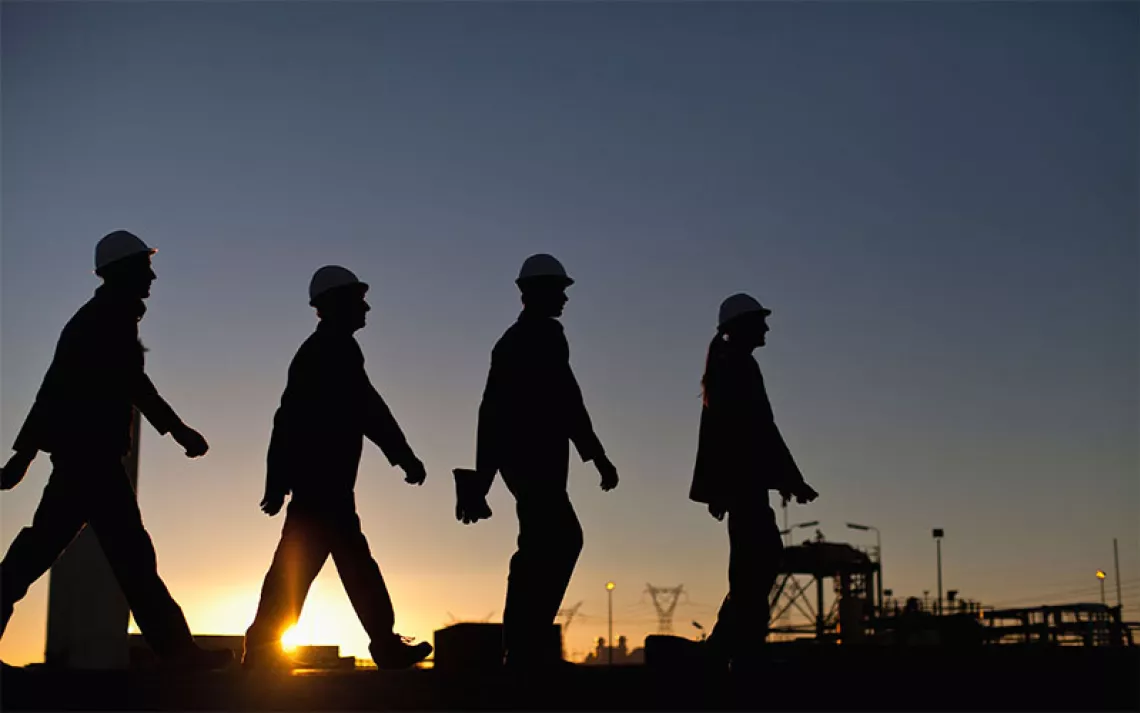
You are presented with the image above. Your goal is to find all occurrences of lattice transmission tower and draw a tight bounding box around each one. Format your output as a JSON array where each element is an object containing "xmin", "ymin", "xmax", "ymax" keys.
[{"xmin": 645, "ymin": 584, "xmax": 686, "ymax": 635}]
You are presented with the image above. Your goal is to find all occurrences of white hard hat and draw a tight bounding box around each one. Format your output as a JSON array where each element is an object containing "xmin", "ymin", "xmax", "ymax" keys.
[
  {"xmin": 95, "ymin": 230, "xmax": 156, "ymax": 271},
  {"xmin": 516, "ymin": 253, "xmax": 573, "ymax": 286},
  {"xmin": 718, "ymin": 293, "xmax": 771, "ymax": 328},
  {"xmin": 309, "ymin": 265, "xmax": 369, "ymax": 305}
]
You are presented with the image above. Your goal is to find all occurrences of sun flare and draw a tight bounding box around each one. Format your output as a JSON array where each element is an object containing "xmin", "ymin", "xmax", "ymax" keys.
[{"xmin": 280, "ymin": 626, "xmax": 300, "ymax": 652}]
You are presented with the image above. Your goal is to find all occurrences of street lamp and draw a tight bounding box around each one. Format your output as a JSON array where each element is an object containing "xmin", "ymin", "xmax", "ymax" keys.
[
  {"xmin": 933, "ymin": 529, "xmax": 945, "ymax": 615},
  {"xmin": 781, "ymin": 520, "xmax": 820, "ymax": 541},
  {"xmin": 1096, "ymin": 570, "xmax": 1106, "ymax": 606},
  {"xmin": 605, "ymin": 581, "xmax": 615, "ymax": 666},
  {"xmin": 847, "ymin": 523, "xmax": 883, "ymax": 613}
]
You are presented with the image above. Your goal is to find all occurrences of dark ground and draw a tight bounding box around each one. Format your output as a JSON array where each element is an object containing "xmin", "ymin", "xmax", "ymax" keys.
[{"xmin": 2, "ymin": 647, "xmax": 1137, "ymax": 711}]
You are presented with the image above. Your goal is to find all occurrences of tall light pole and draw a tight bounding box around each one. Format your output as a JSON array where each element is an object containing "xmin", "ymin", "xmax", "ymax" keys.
[
  {"xmin": 1096, "ymin": 570, "xmax": 1106, "ymax": 606},
  {"xmin": 782, "ymin": 502, "xmax": 790, "ymax": 546},
  {"xmin": 1114, "ymin": 539, "xmax": 1122, "ymax": 610},
  {"xmin": 933, "ymin": 529, "xmax": 944, "ymax": 615},
  {"xmin": 605, "ymin": 581, "xmax": 615, "ymax": 666},
  {"xmin": 847, "ymin": 523, "xmax": 883, "ymax": 614}
]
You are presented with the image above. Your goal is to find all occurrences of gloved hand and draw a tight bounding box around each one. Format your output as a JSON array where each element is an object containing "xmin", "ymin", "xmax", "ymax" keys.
[
  {"xmin": 456, "ymin": 494, "xmax": 493, "ymax": 525},
  {"xmin": 400, "ymin": 456, "xmax": 427, "ymax": 486},
  {"xmin": 453, "ymin": 468, "xmax": 494, "ymax": 525},
  {"xmin": 260, "ymin": 490, "xmax": 287, "ymax": 516},
  {"xmin": 780, "ymin": 481, "xmax": 819, "ymax": 506},
  {"xmin": 595, "ymin": 454, "xmax": 619, "ymax": 492},
  {"xmin": 171, "ymin": 423, "xmax": 209, "ymax": 458}
]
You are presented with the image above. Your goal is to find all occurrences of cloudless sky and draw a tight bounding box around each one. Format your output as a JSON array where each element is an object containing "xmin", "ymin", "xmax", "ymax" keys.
[{"xmin": 2, "ymin": 1, "xmax": 1137, "ymax": 665}]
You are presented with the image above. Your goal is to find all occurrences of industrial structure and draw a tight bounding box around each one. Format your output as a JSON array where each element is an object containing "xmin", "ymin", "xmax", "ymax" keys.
[{"xmin": 769, "ymin": 539, "xmax": 881, "ymax": 643}]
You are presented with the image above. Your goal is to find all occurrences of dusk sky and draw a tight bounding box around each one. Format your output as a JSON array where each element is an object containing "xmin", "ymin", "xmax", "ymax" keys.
[{"xmin": 1, "ymin": 1, "xmax": 1136, "ymax": 665}]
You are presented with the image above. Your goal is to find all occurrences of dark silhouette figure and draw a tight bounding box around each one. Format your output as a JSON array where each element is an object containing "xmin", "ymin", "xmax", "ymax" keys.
[
  {"xmin": 242, "ymin": 266, "xmax": 431, "ymax": 671},
  {"xmin": 461, "ymin": 254, "xmax": 618, "ymax": 670},
  {"xmin": 690, "ymin": 293, "xmax": 819, "ymax": 669},
  {"xmin": 0, "ymin": 231, "xmax": 232, "ymax": 670}
]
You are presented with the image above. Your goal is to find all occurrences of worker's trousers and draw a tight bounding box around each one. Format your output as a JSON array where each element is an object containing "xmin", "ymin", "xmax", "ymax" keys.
[
  {"xmin": 0, "ymin": 454, "xmax": 196, "ymax": 657},
  {"xmin": 501, "ymin": 489, "xmax": 583, "ymax": 663},
  {"xmin": 709, "ymin": 502, "xmax": 783, "ymax": 658},
  {"xmin": 244, "ymin": 500, "xmax": 396, "ymax": 652}
]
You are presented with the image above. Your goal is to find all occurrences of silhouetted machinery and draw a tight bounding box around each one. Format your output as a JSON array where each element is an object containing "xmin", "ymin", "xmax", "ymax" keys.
[
  {"xmin": 769, "ymin": 541, "xmax": 880, "ymax": 643},
  {"xmin": 432, "ymin": 623, "xmax": 561, "ymax": 670}
]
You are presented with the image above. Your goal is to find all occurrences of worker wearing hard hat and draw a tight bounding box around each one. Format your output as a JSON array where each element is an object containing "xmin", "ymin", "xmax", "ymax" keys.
[
  {"xmin": 0, "ymin": 230, "xmax": 232, "ymax": 671},
  {"xmin": 463, "ymin": 253, "xmax": 619, "ymax": 669},
  {"xmin": 242, "ymin": 265, "xmax": 432, "ymax": 671},
  {"xmin": 690, "ymin": 293, "xmax": 819, "ymax": 670}
]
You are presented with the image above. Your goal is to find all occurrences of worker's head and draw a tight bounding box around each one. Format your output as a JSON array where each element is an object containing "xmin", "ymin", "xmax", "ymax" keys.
[
  {"xmin": 516, "ymin": 254, "xmax": 573, "ymax": 318},
  {"xmin": 309, "ymin": 266, "xmax": 370, "ymax": 332},
  {"xmin": 717, "ymin": 293, "xmax": 771, "ymax": 350},
  {"xmin": 518, "ymin": 278, "xmax": 569, "ymax": 318},
  {"xmin": 94, "ymin": 231, "xmax": 157, "ymax": 299},
  {"xmin": 701, "ymin": 293, "xmax": 772, "ymax": 405}
]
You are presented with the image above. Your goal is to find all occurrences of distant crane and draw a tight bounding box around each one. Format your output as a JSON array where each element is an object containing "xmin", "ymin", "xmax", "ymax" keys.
[{"xmin": 646, "ymin": 584, "xmax": 686, "ymax": 635}]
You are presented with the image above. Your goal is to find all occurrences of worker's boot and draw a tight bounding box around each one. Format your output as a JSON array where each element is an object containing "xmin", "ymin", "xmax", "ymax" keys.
[
  {"xmin": 370, "ymin": 634, "xmax": 431, "ymax": 670},
  {"xmin": 241, "ymin": 643, "xmax": 297, "ymax": 672}
]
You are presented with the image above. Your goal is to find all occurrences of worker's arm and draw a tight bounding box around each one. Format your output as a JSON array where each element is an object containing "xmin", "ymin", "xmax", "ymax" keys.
[
  {"xmin": 550, "ymin": 329, "xmax": 605, "ymax": 463},
  {"xmin": 475, "ymin": 355, "xmax": 503, "ymax": 478},
  {"xmin": 132, "ymin": 372, "xmax": 182, "ymax": 437},
  {"xmin": 550, "ymin": 328, "xmax": 617, "ymax": 491},
  {"xmin": 354, "ymin": 345, "xmax": 420, "ymax": 480},
  {"xmin": 132, "ymin": 371, "xmax": 208, "ymax": 457}
]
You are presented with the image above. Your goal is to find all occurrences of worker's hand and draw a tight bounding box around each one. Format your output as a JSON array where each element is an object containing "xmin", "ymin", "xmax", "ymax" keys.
[
  {"xmin": 171, "ymin": 424, "xmax": 209, "ymax": 458},
  {"xmin": 595, "ymin": 454, "xmax": 619, "ymax": 492},
  {"xmin": 0, "ymin": 450, "xmax": 36, "ymax": 491},
  {"xmin": 708, "ymin": 503, "xmax": 727, "ymax": 521},
  {"xmin": 400, "ymin": 456, "xmax": 426, "ymax": 486},
  {"xmin": 260, "ymin": 490, "xmax": 287, "ymax": 517},
  {"xmin": 781, "ymin": 482, "xmax": 819, "ymax": 506},
  {"xmin": 455, "ymin": 494, "xmax": 492, "ymax": 525}
]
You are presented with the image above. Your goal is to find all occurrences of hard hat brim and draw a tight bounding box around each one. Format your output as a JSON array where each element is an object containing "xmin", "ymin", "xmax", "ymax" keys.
[
  {"xmin": 94, "ymin": 247, "xmax": 157, "ymax": 273},
  {"xmin": 719, "ymin": 306, "xmax": 771, "ymax": 329},
  {"xmin": 309, "ymin": 280, "xmax": 368, "ymax": 306},
  {"xmin": 515, "ymin": 275, "xmax": 574, "ymax": 289}
]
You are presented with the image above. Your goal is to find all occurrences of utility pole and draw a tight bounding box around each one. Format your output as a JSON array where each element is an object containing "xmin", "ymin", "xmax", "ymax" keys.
[
  {"xmin": 605, "ymin": 582, "xmax": 615, "ymax": 666},
  {"xmin": 782, "ymin": 502, "xmax": 789, "ymax": 546},
  {"xmin": 933, "ymin": 529, "xmax": 944, "ymax": 615},
  {"xmin": 1114, "ymin": 539, "xmax": 1122, "ymax": 611}
]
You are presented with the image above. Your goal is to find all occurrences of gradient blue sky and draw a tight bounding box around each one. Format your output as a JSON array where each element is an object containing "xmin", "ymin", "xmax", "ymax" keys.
[{"xmin": 2, "ymin": 1, "xmax": 1137, "ymax": 664}]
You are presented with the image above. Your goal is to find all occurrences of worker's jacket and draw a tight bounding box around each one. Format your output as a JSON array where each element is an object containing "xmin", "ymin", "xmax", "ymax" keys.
[
  {"xmin": 13, "ymin": 286, "xmax": 181, "ymax": 459},
  {"xmin": 690, "ymin": 343, "xmax": 805, "ymax": 506},
  {"xmin": 475, "ymin": 312, "xmax": 604, "ymax": 493},
  {"xmin": 265, "ymin": 322, "xmax": 415, "ymax": 504}
]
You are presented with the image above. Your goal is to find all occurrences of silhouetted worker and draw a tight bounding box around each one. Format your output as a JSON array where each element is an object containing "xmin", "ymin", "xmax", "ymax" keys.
[
  {"xmin": 465, "ymin": 254, "xmax": 619, "ymax": 669},
  {"xmin": 0, "ymin": 230, "xmax": 232, "ymax": 670},
  {"xmin": 691, "ymin": 293, "xmax": 819, "ymax": 670},
  {"xmin": 243, "ymin": 266, "xmax": 431, "ymax": 671}
]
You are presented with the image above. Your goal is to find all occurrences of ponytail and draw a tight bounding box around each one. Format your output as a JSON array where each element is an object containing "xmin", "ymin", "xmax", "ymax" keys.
[{"xmin": 700, "ymin": 330, "xmax": 729, "ymax": 407}]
